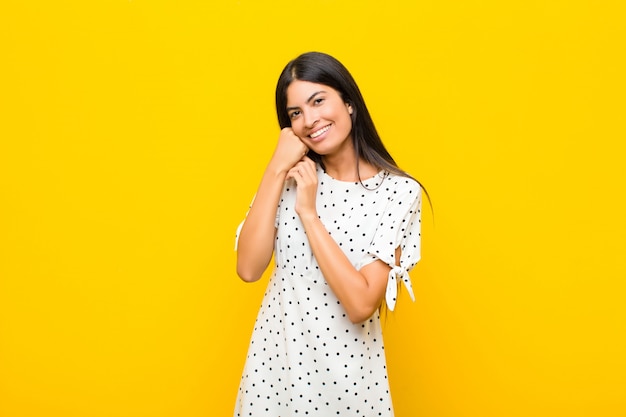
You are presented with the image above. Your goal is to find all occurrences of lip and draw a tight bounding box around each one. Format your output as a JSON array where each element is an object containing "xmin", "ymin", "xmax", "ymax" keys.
[{"xmin": 308, "ymin": 124, "xmax": 332, "ymax": 142}]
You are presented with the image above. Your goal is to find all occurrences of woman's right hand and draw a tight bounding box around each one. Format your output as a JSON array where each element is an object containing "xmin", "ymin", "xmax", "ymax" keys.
[{"xmin": 269, "ymin": 128, "xmax": 309, "ymax": 174}]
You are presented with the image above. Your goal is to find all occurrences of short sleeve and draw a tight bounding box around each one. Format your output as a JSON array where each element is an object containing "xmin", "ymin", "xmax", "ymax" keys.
[{"xmin": 361, "ymin": 178, "xmax": 421, "ymax": 311}]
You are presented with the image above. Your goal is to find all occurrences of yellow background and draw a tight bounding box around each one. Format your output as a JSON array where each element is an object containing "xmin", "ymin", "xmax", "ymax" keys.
[{"xmin": 1, "ymin": 1, "xmax": 625, "ymax": 416}]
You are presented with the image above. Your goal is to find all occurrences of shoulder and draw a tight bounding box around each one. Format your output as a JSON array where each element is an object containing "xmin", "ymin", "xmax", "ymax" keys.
[{"xmin": 384, "ymin": 172, "xmax": 421, "ymax": 198}]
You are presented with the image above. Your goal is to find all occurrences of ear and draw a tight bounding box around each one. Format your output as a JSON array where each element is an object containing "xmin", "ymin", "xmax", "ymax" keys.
[{"xmin": 347, "ymin": 103, "xmax": 353, "ymax": 114}]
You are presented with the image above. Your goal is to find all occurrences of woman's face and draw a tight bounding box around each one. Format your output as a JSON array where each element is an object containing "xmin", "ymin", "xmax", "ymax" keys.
[{"xmin": 286, "ymin": 80, "xmax": 353, "ymax": 156}]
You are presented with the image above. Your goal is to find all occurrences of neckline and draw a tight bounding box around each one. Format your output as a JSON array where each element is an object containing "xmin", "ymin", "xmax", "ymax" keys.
[{"xmin": 320, "ymin": 167, "xmax": 388, "ymax": 186}]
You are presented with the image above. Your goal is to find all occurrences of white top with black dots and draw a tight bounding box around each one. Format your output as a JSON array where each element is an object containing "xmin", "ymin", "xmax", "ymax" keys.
[{"xmin": 235, "ymin": 165, "xmax": 421, "ymax": 417}]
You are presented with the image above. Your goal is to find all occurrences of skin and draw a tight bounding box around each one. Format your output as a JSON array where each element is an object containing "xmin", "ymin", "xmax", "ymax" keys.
[{"xmin": 236, "ymin": 80, "xmax": 397, "ymax": 324}]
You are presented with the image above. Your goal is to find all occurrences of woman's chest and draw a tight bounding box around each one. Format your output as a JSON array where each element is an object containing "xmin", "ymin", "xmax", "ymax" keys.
[{"xmin": 276, "ymin": 184, "xmax": 390, "ymax": 261}]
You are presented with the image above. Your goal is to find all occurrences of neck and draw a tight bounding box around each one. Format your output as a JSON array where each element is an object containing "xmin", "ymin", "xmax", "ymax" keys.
[{"xmin": 322, "ymin": 153, "xmax": 377, "ymax": 182}]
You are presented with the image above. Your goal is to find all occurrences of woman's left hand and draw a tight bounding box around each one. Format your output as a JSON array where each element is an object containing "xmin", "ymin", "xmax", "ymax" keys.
[{"xmin": 286, "ymin": 156, "xmax": 318, "ymax": 220}]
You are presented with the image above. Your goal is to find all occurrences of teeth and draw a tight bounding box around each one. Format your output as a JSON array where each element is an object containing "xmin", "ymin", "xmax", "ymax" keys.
[{"xmin": 310, "ymin": 125, "xmax": 330, "ymax": 139}]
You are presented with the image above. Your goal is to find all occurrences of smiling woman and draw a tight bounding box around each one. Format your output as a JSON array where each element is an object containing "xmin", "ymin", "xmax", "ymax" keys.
[{"xmin": 233, "ymin": 52, "xmax": 427, "ymax": 417}]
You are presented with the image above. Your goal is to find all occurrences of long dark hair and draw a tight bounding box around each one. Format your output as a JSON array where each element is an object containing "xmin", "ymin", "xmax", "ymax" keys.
[{"xmin": 275, "ymin": 52, "xmax": 431, "ymax": 206}]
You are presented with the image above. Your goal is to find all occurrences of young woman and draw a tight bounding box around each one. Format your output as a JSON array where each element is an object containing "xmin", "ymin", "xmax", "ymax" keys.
[{"xmin": 234, "ymin": 52, "xmax": 424, "ymax": 417}]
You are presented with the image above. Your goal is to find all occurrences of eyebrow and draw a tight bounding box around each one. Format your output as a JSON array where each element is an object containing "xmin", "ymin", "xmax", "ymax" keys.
[{"xmin": 286, "ymin": 90, "xmax": 327, "ymax": 112}]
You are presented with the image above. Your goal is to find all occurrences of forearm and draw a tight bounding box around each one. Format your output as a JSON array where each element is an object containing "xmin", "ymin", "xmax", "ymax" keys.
[
  {"xmin": 300, "ymin": 214, "xmax": 389, "ymax": 323},
  {"xmin": 236, "ymin": 165, "xmax": 287, "ymax": 282}
]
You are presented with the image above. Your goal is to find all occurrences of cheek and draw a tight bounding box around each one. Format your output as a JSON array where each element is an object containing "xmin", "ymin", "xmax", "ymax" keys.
[
  {"xmin": 291, "ymin": 119, "xmax": 306, "ymax": 136},
  {"xmin": 338, "ymin": 110, "xmax": 353, "ymax": 130}
]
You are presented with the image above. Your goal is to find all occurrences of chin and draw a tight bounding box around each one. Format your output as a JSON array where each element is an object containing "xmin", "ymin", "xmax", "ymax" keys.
[{"xmin": 307, "ymin": 146, "xmax": 331, "ymax": 156}]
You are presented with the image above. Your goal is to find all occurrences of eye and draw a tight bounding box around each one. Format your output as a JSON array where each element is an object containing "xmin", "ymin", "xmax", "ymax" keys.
[
  {"xmin": 313, "ymin": 97, "xmax": 325, "ymax": 105},
  {"xmin": 289, "ymin": 110, "xmax": 301, "ymax": 119}
]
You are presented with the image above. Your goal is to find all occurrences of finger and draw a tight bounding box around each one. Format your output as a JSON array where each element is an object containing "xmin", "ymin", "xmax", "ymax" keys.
[
  {"xmin": 302, "ymin": 156, "xmax": 316, "ymax": 168},
  {"xmin": 286, "ymin": 166, "xmax": 303, "ymax": 181},
  {"xmin": 301, "ymin": 156, "xmax": 317, "ymax": 171},
  {"xmin": 298, "ymin": 164, "xmax": 313, "ymax": 180},
  {"xmin": 285, "ymin": 167, "xmax": 297, "ymax": 181},
  {"xmin": 294, "ymin": 164, "xmax": 315, "ymax": 184},
  {"xmin": 292, "ymin": 160, "xmax": 307, "ymax": 170},
  {"xmin": 300, "ymin": 158, "xmax": 316, "ymax": 173}
]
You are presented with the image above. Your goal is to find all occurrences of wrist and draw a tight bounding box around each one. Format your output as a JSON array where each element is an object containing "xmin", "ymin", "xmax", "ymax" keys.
[
  {"xmin": 298, "ymin": 211, "xmax": 319, "ymax": 226},
  {"xmin": 266, "ymin": 160, "xmax": 290, "ymax": 179}
]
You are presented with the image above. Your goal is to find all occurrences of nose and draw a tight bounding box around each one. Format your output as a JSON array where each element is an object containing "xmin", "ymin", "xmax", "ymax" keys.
[{"xmin": 303, "ymin": 110, "xmax": 319, "ymax": 129}]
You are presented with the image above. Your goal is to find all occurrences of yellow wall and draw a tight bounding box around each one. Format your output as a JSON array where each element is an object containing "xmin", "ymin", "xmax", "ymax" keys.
[{"xmin": 1, "ymin": 1, "xmax": 624, "ymax": 416}]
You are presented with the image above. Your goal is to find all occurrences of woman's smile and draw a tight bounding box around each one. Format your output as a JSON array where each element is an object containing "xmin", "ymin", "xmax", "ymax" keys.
[{"xmin": 309, "ymin": 123, "xmax": 332, "ymax": 140}]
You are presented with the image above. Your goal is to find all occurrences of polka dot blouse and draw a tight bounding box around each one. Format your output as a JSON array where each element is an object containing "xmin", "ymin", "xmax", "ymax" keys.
[{"xmin": 235, "ymin": 165, "xmax": 422, "ymax": 417}]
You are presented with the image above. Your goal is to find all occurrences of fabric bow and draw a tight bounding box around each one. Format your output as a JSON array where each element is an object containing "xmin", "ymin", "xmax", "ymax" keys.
[{"xmin": 385, "ymin": 265, "xmax": 415, "ymax": 311}]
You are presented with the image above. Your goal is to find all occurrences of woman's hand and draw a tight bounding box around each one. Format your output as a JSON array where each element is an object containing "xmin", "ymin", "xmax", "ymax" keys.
[
  {"xmin": 269, "ymin": 128, "xmax": 309, "ymax": 174},
  {"xmin": 286, "ymin": 156, "xmax": 318, "ymax": 221}
]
